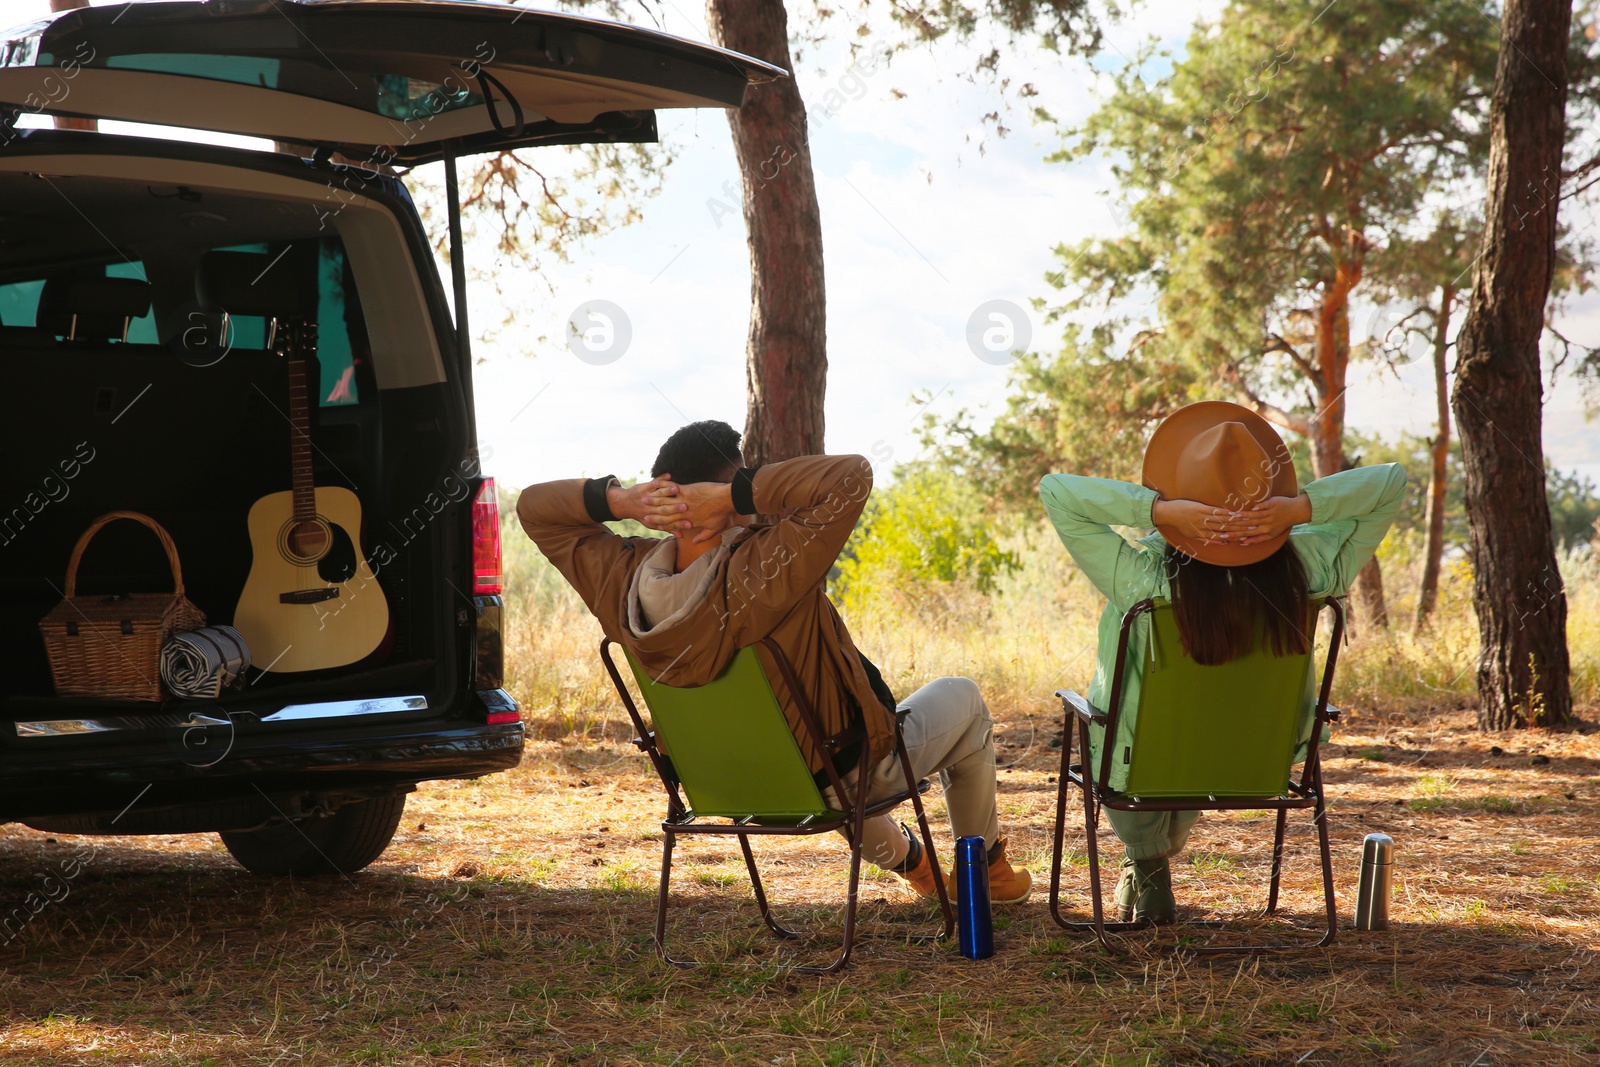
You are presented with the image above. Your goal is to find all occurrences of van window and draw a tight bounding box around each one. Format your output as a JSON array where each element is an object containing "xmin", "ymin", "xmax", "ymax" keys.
[
  {"xmin": 1, "ymin": 241, "xmax": 362, "ymax": 403},
  {"xmin": 374, "ymin": 75, "xmax": 480, "ymax": 121},
  {"xmin": 107, "ymin": 53, "xmax": 282, "ymax": 89},
  {"xmin": 0, "ymin": 278, "xmax": 43, "ymax": 329},
  {"xmin": 214, "ymin": 238, "xmax": 363, "ymax": 406},
  {"xmin": 315, "ymin": 240, "xmax": 360, "ymax": 407}
]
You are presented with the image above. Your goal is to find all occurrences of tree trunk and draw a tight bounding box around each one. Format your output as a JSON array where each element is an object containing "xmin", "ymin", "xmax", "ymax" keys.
[
  {"xmin": 706, "ymin": 0, "xmax": 827, "ymax": 465},
  {"xmin": 1451, "ymin": 0, "xmax": 1573, "ymax": 729},
  {"xmin": 49, "ymin": 0, "xmax": 96, "ymax": 132},
  {"xmin": 1354, "ymin": 556, "xmax": 1389, "ymax": 629},
  {"xmin": 1314, "ymin": 266, "xmax": 1389, "ymax": 629},
  {"xmin": 1309, "ymin": 284, "xmax": 1351, "ymax": 481},
  {"xmin": 1414, "ymin": 283, "xmax": 1455, "ymax": 631}
]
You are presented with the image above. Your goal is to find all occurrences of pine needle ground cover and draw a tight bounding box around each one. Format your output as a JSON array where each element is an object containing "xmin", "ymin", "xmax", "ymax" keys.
[{"xmin": 1, "ymin": 536, "xmax": 1596, "ymax": 1066}]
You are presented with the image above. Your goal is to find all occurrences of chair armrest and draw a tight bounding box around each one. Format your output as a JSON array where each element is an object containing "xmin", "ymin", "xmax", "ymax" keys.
[
  {"xmin": 1321, "ymin": 703, "xmax": 1342, "ymax": 723},
  {"xmin": 1056, "ymin": 689, "xmax": 1108, "ymax": 724},
  {"xmin": 631, "ymin": 731, "xmax": 680, "ymax": 782}
]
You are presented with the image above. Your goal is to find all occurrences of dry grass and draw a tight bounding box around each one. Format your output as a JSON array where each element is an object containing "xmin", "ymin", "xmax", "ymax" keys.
[
  {"xmin": 2, "ymin": 529, "xmax": 1598, "ymax": 1065},
  {"xmin": 3, "ymin": 710, "xmax": 1596, "ymax": 1065},
  {"xmin": 1331, "ymin": 535, "xmax": 1600, "ymax": 718}
]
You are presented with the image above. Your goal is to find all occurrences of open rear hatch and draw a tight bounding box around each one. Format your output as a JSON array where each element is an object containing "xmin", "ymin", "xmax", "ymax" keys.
[
  {"xmin": 0, "ymin": 3, "xmax": 779, "ymax": 737},
  {"xmin": 0, "ymin": 0, "xmax": 782, "ymax": 163}
]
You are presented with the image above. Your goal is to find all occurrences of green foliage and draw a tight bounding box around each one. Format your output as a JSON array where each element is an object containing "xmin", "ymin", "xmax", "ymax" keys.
[
  {"xmin": 796, "ymin": 0, "xmax": 1102, "ymax": 139},
  {"xmin": 832, "ymin": 469, "xmax": 1020, "ymax": 610},
  {"xmin": 806, "ymin": 0, "xmax": 1100, "ymax": 53},
  {"xmin": 1346, "ymin": 431, "xmax": 1466, "ymax": 544},
  {"xmin": 918, "ymin": 327, "xmax": 1203, "ymax": 506},
  {"xmin": 1041, "ymin": 0, "xmax": 1500, "ymax": 467},
  {"xmin": 1547, "ymin": 466, "xmax": 1600, "ymax": 550},
  {"xmin": 922, "ymin": 385, "xmax": 1595, "ymax": 551},
  {"xmin": 1349, "ymin": 431, "xmax": 1600, "ymax": 551}
]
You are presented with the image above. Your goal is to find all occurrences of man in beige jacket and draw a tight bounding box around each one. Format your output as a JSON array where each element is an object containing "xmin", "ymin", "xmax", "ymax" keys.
[{"xmin": 517, "ymin": 420, "xmax": 1030, "ymax": 901}]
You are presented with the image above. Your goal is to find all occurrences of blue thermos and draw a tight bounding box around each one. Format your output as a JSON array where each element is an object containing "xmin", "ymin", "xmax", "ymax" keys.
[{"xmin": 955, "ymin": 835, "xmax": 995, "ymax": 959}]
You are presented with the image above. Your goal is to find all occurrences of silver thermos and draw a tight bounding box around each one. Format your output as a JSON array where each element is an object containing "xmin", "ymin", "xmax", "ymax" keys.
[{"xmin": 1354, "ymin": 833, "xmax": 1394, "ymax": 931}]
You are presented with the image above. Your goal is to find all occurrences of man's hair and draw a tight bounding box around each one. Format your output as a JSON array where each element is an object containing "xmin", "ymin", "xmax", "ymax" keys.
[{"xmin": 651, "ymin": 420, "xmax": 743, "ymax": 484}]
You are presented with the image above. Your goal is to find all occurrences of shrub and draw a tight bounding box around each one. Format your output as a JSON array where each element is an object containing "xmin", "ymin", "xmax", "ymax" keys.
[{"xmin": 832, "ymin": 469, "xmax": 1020, "ymax": 614}]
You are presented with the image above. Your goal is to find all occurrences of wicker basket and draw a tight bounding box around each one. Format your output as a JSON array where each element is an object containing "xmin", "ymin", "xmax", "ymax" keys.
[{"xmin": 39, "ymin": 510, "xmax": 206, "ymax": 702}]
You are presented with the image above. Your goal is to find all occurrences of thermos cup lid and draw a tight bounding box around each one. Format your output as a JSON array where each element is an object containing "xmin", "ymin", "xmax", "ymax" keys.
[
  {"xmin": 1361, "ymin": 833, "xmax": 1394, "ymax": 864},
  {"xmin": 956, "ymin": 835, "xmax": 987, "ymax": 859}
]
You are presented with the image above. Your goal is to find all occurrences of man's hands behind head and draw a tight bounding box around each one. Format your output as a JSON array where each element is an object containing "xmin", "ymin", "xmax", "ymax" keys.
[
  {"xmin": 606, "ymin": 475, "xmax": 739, "ymax": 544},
  {"xmin": 652, "ymin": 475, "xmax": 737, "ymax": 544},
  {"xmin": 607, "ymin": 478, "xmax": 686, "ymax": 531}
]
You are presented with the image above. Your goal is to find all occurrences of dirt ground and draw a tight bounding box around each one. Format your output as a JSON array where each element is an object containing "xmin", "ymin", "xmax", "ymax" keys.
[{"xmin": 1, "ymin": 707, "xmax": 1597, "ymax": 1066}]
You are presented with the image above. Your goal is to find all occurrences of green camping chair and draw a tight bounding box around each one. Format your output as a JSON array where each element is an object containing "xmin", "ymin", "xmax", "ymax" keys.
[
  {"xmin": 1048, "ymin": 597, "xmax": 1346, "ymax": 953},
  {"xmin": 600, "ymin": 636, "xmax": 954, "ymax": 974}
]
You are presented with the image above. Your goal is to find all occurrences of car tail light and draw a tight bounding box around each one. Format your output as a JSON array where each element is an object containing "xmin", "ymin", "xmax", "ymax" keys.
[{"xmin": 472, "ymin": 477, "xmax": 503, "ymax": 596}]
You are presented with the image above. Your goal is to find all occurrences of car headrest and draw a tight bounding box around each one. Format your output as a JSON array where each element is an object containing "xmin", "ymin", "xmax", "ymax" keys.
[
  {"xmin": 0, "ymin": 324, "xmax": 53, "ymax": 347},
  {"xmin": 36, "ymin": 275, "xmax": 152, "ymax": 342},
  {"xmin": 197, "ymin": 250, "xmax": 317, "ymax": 320}
]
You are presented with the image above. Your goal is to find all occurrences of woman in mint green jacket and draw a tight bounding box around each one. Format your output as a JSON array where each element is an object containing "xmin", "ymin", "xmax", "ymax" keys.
[{"xmin": 1039, "ymin": 402, "xmax": 1407, "ymax": 922}]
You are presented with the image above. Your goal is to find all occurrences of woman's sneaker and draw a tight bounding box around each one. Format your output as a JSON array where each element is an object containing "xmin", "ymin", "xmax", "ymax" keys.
[{"xmin": 1114, "ymin": 855, "xmax": 1176, "ymax": 924}]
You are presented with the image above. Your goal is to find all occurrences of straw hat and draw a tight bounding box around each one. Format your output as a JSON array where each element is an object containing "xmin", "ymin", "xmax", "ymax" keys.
[{"xmin": 1141, "ymin": 401, "xmax": 1298, "ymax": 566}]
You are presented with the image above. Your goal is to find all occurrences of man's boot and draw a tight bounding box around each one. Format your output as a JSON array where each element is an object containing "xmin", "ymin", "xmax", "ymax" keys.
[
  {"xmin": 892, "ymin": 828, "xmax": 942, "ymax": 899},
  {"xmin": 985, "ymin": 838, "xmax": 1033, "ymax": 903}
]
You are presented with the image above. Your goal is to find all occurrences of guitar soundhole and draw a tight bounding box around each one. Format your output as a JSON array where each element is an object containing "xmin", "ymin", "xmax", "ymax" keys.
[{"xmin": 280, "ymin": 517, "xmax": 332, "ymax": 564}]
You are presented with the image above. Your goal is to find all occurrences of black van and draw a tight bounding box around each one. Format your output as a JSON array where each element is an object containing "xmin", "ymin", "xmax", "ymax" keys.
[{"xmin": 0, "ymin": 0, "xmax": 776, "ymax": 874}]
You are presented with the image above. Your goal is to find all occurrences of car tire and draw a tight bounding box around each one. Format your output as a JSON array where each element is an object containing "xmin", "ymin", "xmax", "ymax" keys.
[{"xmin": 220, "ymin": 791, "xmax": 407, "ymax": 876}]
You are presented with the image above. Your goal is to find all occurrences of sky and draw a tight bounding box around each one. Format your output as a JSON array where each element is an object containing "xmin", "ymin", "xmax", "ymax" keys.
[{"xmin": 6, "ymin": 0, "xmax": 1597, "ymax": 494}]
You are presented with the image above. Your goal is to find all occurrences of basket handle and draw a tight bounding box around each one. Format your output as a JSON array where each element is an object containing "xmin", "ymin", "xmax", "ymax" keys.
[{"xmin": 64, "ymin": 510, "xmax": 185, "ymax": 599}]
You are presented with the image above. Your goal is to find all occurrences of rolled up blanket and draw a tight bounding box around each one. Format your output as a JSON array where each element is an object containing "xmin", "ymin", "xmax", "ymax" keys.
[{"xmin": 160, "ymin": 625, "xmax": 251, "ymax": 699}]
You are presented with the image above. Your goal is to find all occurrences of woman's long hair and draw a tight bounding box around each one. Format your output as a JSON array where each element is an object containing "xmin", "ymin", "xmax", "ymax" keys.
[{"xmin": 1166, "ymin": 543, "xmax": 1311, "ymax": 665}]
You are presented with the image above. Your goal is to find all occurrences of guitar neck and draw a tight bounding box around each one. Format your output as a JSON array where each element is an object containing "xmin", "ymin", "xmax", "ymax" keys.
[{"xmin": 282, "ymin": 323, "xmax": 319, "ymax": 523}]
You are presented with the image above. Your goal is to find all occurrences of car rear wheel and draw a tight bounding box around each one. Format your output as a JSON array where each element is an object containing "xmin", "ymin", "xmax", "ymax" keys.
[{"xmin": 220, "ymin": 791, "xmax": 407, "ymax": 876}]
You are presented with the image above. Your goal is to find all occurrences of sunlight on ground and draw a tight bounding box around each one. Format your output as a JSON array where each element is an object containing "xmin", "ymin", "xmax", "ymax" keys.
[{"xmin": 2, "ymin": 528, "xmax": 1597, "ymax": 1064}]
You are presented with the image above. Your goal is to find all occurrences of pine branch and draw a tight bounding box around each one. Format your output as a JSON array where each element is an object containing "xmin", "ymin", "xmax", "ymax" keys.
[
  {"xmin": 1219, "ymin": 361, "xmax": 1311, "ymax": 437},
  {"xmin": 1263, "ymin": 332, "xmax": 1318, "ymax": 381}
]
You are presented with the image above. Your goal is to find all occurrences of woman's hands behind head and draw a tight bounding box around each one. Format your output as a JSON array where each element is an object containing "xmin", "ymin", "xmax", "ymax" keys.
[
  {"xmin": 1151, "ymin": 492, "xmax": 1312, "ymax": 548},
  {"xmin": 1231, "ymin": 493, "xmax": 1313, "ymax": 545},
  {"xmin": 1152, "ymin": 497, "xmax": 1245, "ymax": 548}
]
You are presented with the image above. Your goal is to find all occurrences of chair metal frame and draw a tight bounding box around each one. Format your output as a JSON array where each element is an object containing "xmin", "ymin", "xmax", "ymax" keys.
[
  {"xmin": 601, "ymin": 636, "xmax": 955, "ymax": 974},
  {"xmin": 1048, "ymin": 597, "xmax": 1346, "ymax": 954}
]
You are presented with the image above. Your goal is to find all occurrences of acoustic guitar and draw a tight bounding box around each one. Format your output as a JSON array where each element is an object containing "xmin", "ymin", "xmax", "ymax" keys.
[{"xmin": 233, "ymin": 320, "xmax": 389, "ymax": 673}]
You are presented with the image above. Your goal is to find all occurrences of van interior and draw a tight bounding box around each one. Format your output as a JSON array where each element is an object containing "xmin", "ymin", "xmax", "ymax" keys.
[{"xmin": 0, "ymin": 155, "xmax": 467, "ymax": 719}]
